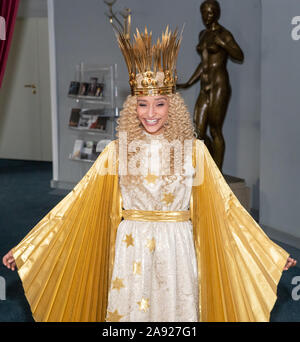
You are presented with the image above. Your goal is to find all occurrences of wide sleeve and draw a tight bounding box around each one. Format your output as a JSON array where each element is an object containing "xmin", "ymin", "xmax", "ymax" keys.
[
  {"xmin": 190, "ymin": 139, "xmax": 289, "ymax": 322},
  {"xmin": 12, "ymin": 140, "xmax": 122, "ymax": 322}
]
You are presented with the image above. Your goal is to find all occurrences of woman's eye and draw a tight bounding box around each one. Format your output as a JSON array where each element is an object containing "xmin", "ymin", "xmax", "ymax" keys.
[
  {"xmin": 138, "ymin": 103, "xmax": 147, "ymax": 107},
  {"xmin": 157, "ymin": 103, "xmax": 165, "ymax": 107}
]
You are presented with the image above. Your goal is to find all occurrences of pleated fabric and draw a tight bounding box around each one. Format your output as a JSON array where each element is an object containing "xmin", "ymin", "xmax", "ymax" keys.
[
  {"xmin": 11, "ymin": 138, "xmax": 289, "ymax": 322},
  {"xmin": 12, "ymin": 141, "xmax": 122, "ymax": 322},
  {"xmin": 190, "ymin": 139, "xmax": 289, "ymax": 322}
]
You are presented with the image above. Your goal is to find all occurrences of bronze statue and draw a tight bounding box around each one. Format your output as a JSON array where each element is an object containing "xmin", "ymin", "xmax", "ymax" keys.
[{"xmin": 177, "ymin": 0, "xmax": 244, "ymax": 172}]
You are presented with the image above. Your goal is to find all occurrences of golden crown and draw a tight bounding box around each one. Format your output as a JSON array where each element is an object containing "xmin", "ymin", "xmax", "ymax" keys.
[{"xmin": 116, "ymin": 26, "xmax": 182, "ymax": 96}]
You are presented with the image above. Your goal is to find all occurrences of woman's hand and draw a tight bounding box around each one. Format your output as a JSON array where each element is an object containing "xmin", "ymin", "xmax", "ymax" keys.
[
  {"xmin": 283, "ymin": 257, "xmax": 297, "ymax": 271},
  {"xmin": 2, "ymin": 250, "xmax": 16, "ymax": 271}
]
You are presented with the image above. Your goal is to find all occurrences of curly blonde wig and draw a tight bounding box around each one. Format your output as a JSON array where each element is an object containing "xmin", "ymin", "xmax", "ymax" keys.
[
  {"xmin": 116, "ymin": 92, "xmax": 195, "ymax": 142},
  {"xmin": 115, "ymin": 92, "xmax": 196, "ymax": 180}
]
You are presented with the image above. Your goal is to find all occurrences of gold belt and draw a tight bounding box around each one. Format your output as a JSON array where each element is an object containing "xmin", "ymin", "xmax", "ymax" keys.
[{"xmin": 122, "ymin": 209, "xmax": 191, "ymax": 222}]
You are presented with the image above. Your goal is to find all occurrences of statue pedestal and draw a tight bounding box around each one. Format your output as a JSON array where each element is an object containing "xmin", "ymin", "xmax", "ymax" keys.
[{"xmin": 224, "ymin": 174, "xmax": 251, "ymax": 213}]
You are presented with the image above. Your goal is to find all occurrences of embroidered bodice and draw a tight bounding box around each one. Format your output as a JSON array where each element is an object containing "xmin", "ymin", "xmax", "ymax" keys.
[{"xmin": 119, "ymin": 131, "xmax": 195, "ymax": 211}]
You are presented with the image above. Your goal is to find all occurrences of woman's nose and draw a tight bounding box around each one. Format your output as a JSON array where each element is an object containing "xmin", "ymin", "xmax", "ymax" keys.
[{"xmin": 147, "ymin": 104, "xmax": 156, "ymax": 118}]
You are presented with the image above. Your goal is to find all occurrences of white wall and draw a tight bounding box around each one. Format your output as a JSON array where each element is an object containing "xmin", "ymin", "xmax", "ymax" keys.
[{"xmin": 260, "ymin": 0, "xmax": 300, "ymax": 244}]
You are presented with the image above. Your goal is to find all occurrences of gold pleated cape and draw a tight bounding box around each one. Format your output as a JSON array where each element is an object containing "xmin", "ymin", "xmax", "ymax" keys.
[{"xmin": 12, "ymin": 139, "xmax": 289, "ymax": 322}]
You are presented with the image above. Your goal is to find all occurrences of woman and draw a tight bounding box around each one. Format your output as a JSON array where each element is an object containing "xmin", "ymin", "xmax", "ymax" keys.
[
  {"xmin": 178, "ymin": 0, "xmax": 244, "ymax": 171},
  {"xmin": 2, "ymin": 27, "xmax": 297, "ymax": 322},
  {"xmin": 106, "ymin": 92, "xmax": 199, "ymax": 322}
]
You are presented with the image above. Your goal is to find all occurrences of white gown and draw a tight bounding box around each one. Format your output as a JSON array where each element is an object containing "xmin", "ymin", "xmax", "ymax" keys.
[{"xmin": 106, "ymin": 132, "xmax": 199, "ymax": 322}]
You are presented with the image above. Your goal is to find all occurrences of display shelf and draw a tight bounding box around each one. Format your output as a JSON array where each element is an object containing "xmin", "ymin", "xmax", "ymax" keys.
[
  {"xmin": 68, "ymin": 138, "xmax": 112, "ymax": 164},
  {"xmin": 68, "ymin": 126, "xmax": 115, "ymax": 139},
  {"xmin": 68, "ymin": 126, "xmax": 107, "ymax": 134},
  {"xmin": 68, "ymin": 63, "xmax": 118, "ymax": 109},
  {"xmin": 68, "ymin": 94, "xmax": 111, "ymax": 106},
  {"xmin": 68, "ymin": 155, "xmax": 95, "ymax": 164},
  {"xmin": 62, "ymin": 63, "xmax": 118, "ymax": 187}
]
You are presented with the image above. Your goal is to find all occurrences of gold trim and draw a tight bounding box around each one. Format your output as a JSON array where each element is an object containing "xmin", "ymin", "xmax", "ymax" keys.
[
  {"xmin": 122, "ymin": 209, "xmax": 190, "ymax": 222},
  {"xmin": 132, "ymin": 86, "xmax": 175, "ymax": 96}
]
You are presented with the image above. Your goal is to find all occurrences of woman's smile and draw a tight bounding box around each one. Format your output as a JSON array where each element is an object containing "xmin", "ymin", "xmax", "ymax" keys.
[
  {"xmin": 137, "ymin": 95, "xmax": 169, "ymax": 135},
  {"xmin": 143, "ymin": 118, "xmax": 161, "ymax": 126}
]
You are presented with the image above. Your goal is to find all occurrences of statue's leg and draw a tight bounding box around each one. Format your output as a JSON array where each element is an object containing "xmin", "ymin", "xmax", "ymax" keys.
[
  {"xmin": 194, "ymin": 90, "xmax": 213, "ymax": 154},
  {"xmin": 208, "ymin": 85, "xmax": 231, "ymax": 171}
]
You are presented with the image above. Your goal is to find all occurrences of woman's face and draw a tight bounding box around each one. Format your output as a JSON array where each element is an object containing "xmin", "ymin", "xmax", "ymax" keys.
[{"xmin": 137, "ymin": 95, "xmax": 169, "ymax": 135}]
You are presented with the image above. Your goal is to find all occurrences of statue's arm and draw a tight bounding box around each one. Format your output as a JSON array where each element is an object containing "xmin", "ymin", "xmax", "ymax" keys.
[
  {"xmin": 216, "ymin": 30, "xmax": 244, "ymax": 62},
  {"xmin": 185, "ymin": 63, "xmax": 203, "ymax": 87},
  {"xmin": 177, "ymin": 31, "xmax": 205, "ymax": 89},
  {"xmin": 177, "ymin": 63, "xmax": 203, "ymax": 89}
]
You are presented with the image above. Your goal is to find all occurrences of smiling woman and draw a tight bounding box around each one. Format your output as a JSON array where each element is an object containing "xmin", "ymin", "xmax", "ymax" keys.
[
  {"xmin": 2, "ymin": 25, "xmax": 296, "ymax": 323},
  {"xmin": 136, "ymin": 96, "xmax": 169, "ymax": 135},
  {"xmin": 115, "ymin": 92, "xmax": 195, "ymax": 153}
]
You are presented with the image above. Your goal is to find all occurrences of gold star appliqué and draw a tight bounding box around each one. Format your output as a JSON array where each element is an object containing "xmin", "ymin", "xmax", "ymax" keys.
[
  {"xmin": 146, "ymin": 238, "xmax": 156, "ymax": 253},
  {"xmin": 145, "ymin": 173, "xmax": 158, "ymax": 184},
  {"xmin": 133, "ymin": 261, "xmax": 142, "ymax": 275},
  {"xmin": 137, "ymin": 298, "xmax": 150, "ymax": 312},
  {"xmin": 112, "ymin": 277, "xmax": 125, "ymax": 291},
  {"xmin": 106, "ymin": 309, "xmax": 124, "ymax": 322},
  {"xmin": 162, "ymin": 192, "xmax": 175, "ymax": 205},
  {"xmin": 123, "ymin": 234, "xmax": 134, "ymax": 248}
]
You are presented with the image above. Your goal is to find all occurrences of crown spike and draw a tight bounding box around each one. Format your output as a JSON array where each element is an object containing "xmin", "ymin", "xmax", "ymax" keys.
[{"xmin": 116, "ymin": 26, "xmax": 182, "ymax": 96}]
